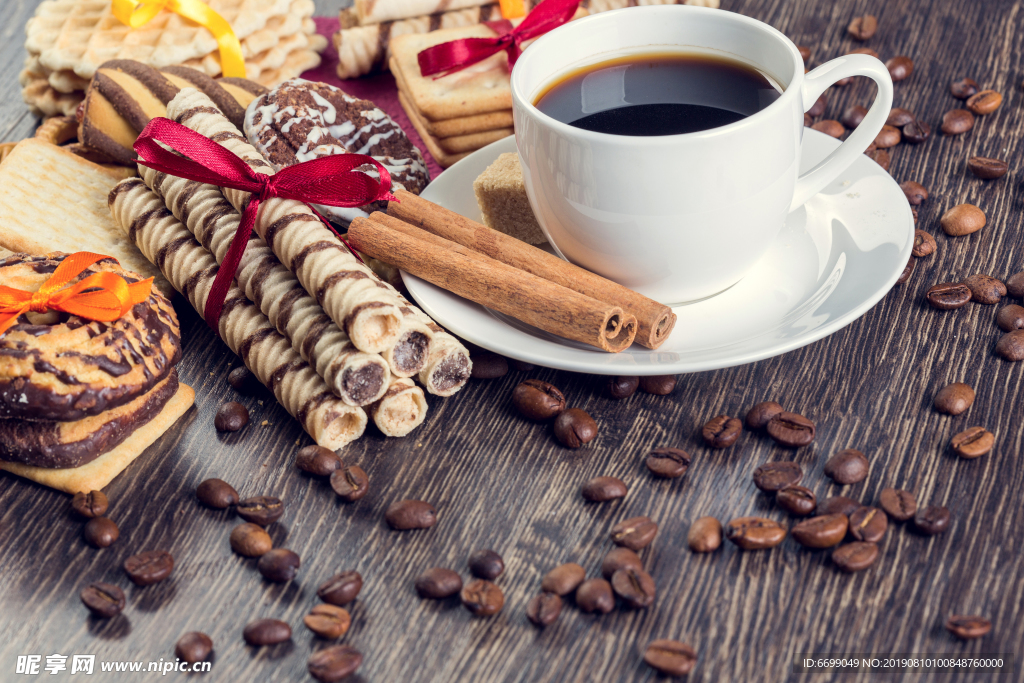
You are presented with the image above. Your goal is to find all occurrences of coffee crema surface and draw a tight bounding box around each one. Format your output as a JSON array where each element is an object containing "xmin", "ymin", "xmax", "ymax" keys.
[{"xmin": 534, "ymin": 52, "xmax": 783, "ymax": 136}]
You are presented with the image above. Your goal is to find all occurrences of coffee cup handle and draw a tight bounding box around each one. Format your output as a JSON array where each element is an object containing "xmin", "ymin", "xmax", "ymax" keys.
[{"xmin": 790, "ymin": 54, "xmax": 894, "ymax": 211}]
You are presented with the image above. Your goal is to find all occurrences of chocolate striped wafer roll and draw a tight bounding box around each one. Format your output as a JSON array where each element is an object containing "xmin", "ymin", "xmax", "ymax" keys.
[
  {"xmin": 108, "ymin": 178, "xmax": 367, "ymax": 450},
  {"xmin": 370, "ymin": 376, "xmax": 427, "ymax": 437},
  {"xmin": 139, "ymin": 166, "xmax": 392, "ymax": 407}
]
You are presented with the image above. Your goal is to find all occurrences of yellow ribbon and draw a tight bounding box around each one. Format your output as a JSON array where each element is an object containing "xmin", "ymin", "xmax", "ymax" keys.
[
  {"xmin": 112, "ymin": 0, "xmax": 246, "ymax": 78},
  {"xmin": 499, "ymin": 0, "xmax": 527, "ymax": 19}
]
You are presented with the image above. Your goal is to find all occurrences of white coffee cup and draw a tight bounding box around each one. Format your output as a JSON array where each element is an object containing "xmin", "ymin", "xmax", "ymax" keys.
[{"xmin": 510, "ymin": 5, "xmax": 893, "ymax": 305}]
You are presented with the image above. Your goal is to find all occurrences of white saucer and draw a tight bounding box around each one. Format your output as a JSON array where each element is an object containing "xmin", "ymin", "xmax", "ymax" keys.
[{"xmin": 404, "ymin": 131, "xmax": 914, "ymax": 375}]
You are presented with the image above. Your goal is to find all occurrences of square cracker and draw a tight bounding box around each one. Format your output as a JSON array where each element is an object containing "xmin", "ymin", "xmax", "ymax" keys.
[
  {"xmin": 398, "ymin": 90, "xmax": 511, "ymax": 157},
  {"xmin": 0, "ymin": 382, "xmax": 195, "ymax": 494},
  {"xmin": 0, "ymin": 138, "xmax": 172, "ymax": 297},
  {"xmin": 396, "ymin": 89, "xmax": 472, "ymax": 167},
  {"xmin": 392, "ymin": 61, "xmax": 514, "ymax": 136}
]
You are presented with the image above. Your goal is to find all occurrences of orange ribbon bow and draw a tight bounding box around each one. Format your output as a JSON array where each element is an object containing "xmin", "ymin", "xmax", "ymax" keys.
[{"xmin": 0, "ymin": 252, "xmax": 153, "ymax": 338}]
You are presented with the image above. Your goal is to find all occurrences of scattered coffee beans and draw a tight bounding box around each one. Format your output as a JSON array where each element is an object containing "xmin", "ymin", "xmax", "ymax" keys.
[
  {"xmin": 607, "ymin": 375, "xmax": 640, "ymax": 399},
  {"xmin": 470, "ymin": 353, "xmax": 508, "ymax": 379},
  {"xmin": 996, "ymin": 304, "xmax": 1024, "ymax": 331},
  {"xmin": 866, "ymin": 148, "xmax": 891, "ymax": 171},
  {"xmin": 468, "ymin": 549, "xmax": 504, "ymax": 580},
  {"xmin": 897, "ymin": 258, "xmax": 915, "ymax": 284},
  {"xmin": 914, "ymin": 506, "xmax": 951, "ymax": 535},
  {"xmin": 912, "ymin": 230, "xmax": 936, "ymax": 257},
  {"xmin": 554, "ymin": 408, "xmax": 598, "ymax": 448},
  {"xmin": 1008, "ymin": 272, "xmax": 1024, "ymax": 298},
  {"xmin": 575, "ymin": 578, "xmax": 615, "ymax": 614},
  {"xmin": 227, "ymin": 366, "xmax": 260, "ymax": 393},
  {"xmin": 526, "ymin": 592, "xmax": 562, "ymax": 626},
  {"xmin": 933, "ymin": 382, "xmax": 974, "ymax": 415},
  {"xmin": 945, "ymin": 615, "xmax": 992, "ymax": 640},
  {"xmin": 791, "ymin": 513, "xmax": 849, "ymax": 548},
  {"xmin": 308, "ymin": 645, "xmax": 362, "ymax": 682},
  {"xmin": 414, "ymin": 568, "xmax": 462, "ymax": 599},
  {"xmin": 236, "ymin": 496, "xmax": 284, "ymax": 526},
  {"xmin": 386, "ymin": 499, "xmax": 437, "ymax": 530},
  {"xmin": 319, "ymin": 571, "xmax": 363, "ymax": 605},
  {"xmin": 847, "ymin": 14, "xmax": 877, "ymax": 40},
  {"xmin": 900, "ymin": 181, "xmax": 928, "ymax": 205},
  {"xmin": 887, "ymin": 108, "xmax": 915, "ymax": 127},
  {"xmin": 601, "ymin": 547, "xmax": 644, "ymax": 579},
  {"xmin": 776, "ymin": 485, "xmax": 817, "ymax": 516},
  {"xmin": 746, "ymin": 401, "xmax": 783, "ymax": 430},
  {"xmin": 966, "ymin": 90, "xmax": 1002, "ymax": 115},
  {"xmin": 752, "ymin": 461, "xmax": 803, "ymax": 492},
  {"xmin": 951, "ymin": 426, "xmax": 994, "ymax": 459},
  {"xmin": 702, "ymin": 415, "xmax": 742, "ymax": 448},
  {"xmin": 767, "ymin": 412, "xmax": 815, "ymax": 447},
  {"xmin": 196, "ymin": 478, "xmax": 239, "ymax": 509},
  {"xmin": 513, "ymin": 360, "xmax": 535, "ymax": 372},
  {"xmin": 849, "ymin": 507, "xmax": 888, "ymax": 543},
  {"xmin": 941, "ymin": 109, "xmax": 975, "ymax": 135},
  {"xmin": 803, "ymin": 113, "xmax": 814, "ymax": 127},
  {"xmin": 995, "ymin": 330, "xmax": 1024, "ymax": 360},
  {"xmin": 967, "ymin": 156, "xmax": 1009, "ymax": 179},
  {"xmin": 124, "ymin": 550, "xmax": 174, "ymax": 586},
  {"xmin": 812, "ymin": 120, "xmax": 845, "ymax": 138},
  {"xmin": 80, "ymin": 582, "xmax": 125, "ymax": 618},
  {"xmin": 797, "ymin": 45, "xmax": 811, "ymax": 63},
  {"xmin": 874, "ymin": 125, "xmax": 902, "ymax": 148},
  {"xmin": 461, "ymin": 579, "xmax": 504, "ymax": 616},
  {"xmin": 885, "ymin": 56, "xmax": 913, "ymax": 81},
  {"xmin": 330, "ymin": 465, "xmax": 369, "ymax": 502},
  {"xmin": 645, "ymin": 447, "xmax": 691, "ymax": 478},
  {"xmin": 964, "ymin": 274, "xmax": 1006, "ymax": 304},
  {"xmin": 687, "ymin": 517, "xmax": 722, "ymax": 553},
  {"xmin": 610, "ymin": 567, "xmax": 656, "ymax": 608},
  {"xmin": 950, "ymin": 77, "xmax": 979, "ymax": 99},
  {"xmin": 638, "ymin": 375, "xmax": 677, "ymax": 395},
  {"xmin": 512, "ymin": 379, "xmax": 566, "ymax": 420},
  {"xmin": 879, "ymin": 488, "xmax": 917, "ymax": 521},
  {"xmin": 230, "ymin": 523, "xmax": 272, "ymax": 557},
  {"xmin": 926, "ymin": 283, "xmax": 972, "ymax": 310},
  {"xmin": 725, "ymin": 517, "xmax": 787, "ymax": 550},
  {"xmin": 610, "ymin": 516, "xmax": 658, "ymax": 550},
  {"xmin": 581, "ymin": 476, "xmax": 628, "ymax": 502},
  {"xmin": 841, "ymin": 105, "xmax": 868, "ymax": 129},
  {"xmin": 71, "ymin": 490, "xmax": 108, "ymax": 518},
  {"xmin": 819, "ymin": 496, "xmax": 861, "ymax": 517},
  {"xmin": 644, "ymin": 640, "xmax": 697, "ymax": 677},
  {"xmin": 542, "ymin": 563, "xmax": 586, "ymax": 595},
  {"xmin": 832, "ymin": 542, "xmax": 879, "ymax": 572},
  {"xmin": 243, "ymin": 619, "xmax": 291, "ymax": 646},
  {"xmin": 304, "ymin": 604, "xmax": 351, "ymax": 639},
  {"xmin": 296, "ymin": 445, "xmax": 341, "ymax": 477},
  {"xmin": 902, "ymin": 120, "xmax": 931, "ymax": 144},
  {"xmin": 823, "ymin": 449, "xmax": 869, "ymax": 485},
  {"xmin": 175, "ymin": 632, "xmax": 213, "ymax": 664},
  {"xmin": 83, "ymin": 517, "xmax": 119, "ymax": 548},
  {"xmin": 215, "ymin": 401, "xmax": 249, "ymax": 431},
  {"xmin": 258, "ymin": 549, "xmax": 301, "ymax": 583},
  {"xmin": 808, "ymin": 94, "xmax": 827, "ymax": 118}
]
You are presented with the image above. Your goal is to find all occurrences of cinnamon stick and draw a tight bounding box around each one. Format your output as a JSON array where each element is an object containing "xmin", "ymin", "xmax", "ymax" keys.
[
  {"xmin": 387, "ymin": 190, "xmax": 677, "ymax": 349},
  {"xmin": 348, "ymin": 214, "xmax": 637, "ymax": 353}
]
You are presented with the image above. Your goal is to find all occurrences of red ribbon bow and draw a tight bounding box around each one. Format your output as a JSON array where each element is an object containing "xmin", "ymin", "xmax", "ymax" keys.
[
  {"xmin": 417, "ymin": 0, "xmax": 580, "ymax": 78},
  {"xmin": 134, "ymin": 117, "xmax": 395, "ymax": 333}
]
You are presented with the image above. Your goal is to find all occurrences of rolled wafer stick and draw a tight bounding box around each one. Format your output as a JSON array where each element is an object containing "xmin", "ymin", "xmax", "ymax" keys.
[
  {"xmin": 370, "ymin": 376, "xmax": 428, "ymax": 437},
  {"xmin": 388, "ymin": 191, "xmax": 676, "ymax": 349},
  {"xmin": 108, "ymin": 178, "xmax": 367, "ymax": 449},
  {"xmin": 139, "ymin": 165, "xmax": 392, "ymax": 407},
  {"xmin": 350, "ymin": 213, "xmax": 637, "ymax": 352}
]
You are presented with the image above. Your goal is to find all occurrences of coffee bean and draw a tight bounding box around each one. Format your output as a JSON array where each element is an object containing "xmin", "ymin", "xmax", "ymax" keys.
[
  {"xmin": 1008, "ymin": 272, "xmax": 1024, "ymax": 298},
  {"xmin": 468, "ymin": 549, "xmax": 504, "ymax": 580},
  {"xmin": 611, "ymin": 567, "xmax": 656, "ymax": 608},
  {"xmin": 848, "ymin": 47, "xmax": 879, "ymax": 59},
  {"xmin": 807, "ymin": 94, "xmax": 826, "ymax": 118},
  {"xmin": 318, "ymin": 571, "xmax": 363, "ymax": 605},
  {"xmin": 258, "ymin": 548, "xmax": 301, "ymax": 583},
  {"xmin": 945, "ymin": 615, "xmax": 992, "ymax": 640},
  {"xmin": 215, "ymin": 401, "xmax": 249, "ymax": 432},
  {"xmin": 840, "ymin": 105, "xmax": 868, "ymax": 129},
  {"xmin": 702, "ymin": 415, "xmax": 742, "ymax": 448},
  {"xmin": 554, "ymin": 408, "xmax": 598, "ymax": 448},
  {"xmin": 581, "ymin": 476, "xmax": 628, "ymax": 502},
  {"xmin": 644, "ymin": 640, "xmax": 697, "ymax": 677},
  {"xmin": 607, "ymin": 375, "xmax": 639, "ymax": 399},
  {"xmin": 887, "ymin": 108, "xmax": 915, "ymax": 127},
  {"xmin": 776, "ymin": 485, "xmax": 817, "ymax": 516},
  {"xmin": 175, "ymin": 632, "xmax": 213, "ymax": 664},
  {"xmin": 849, "ymin": 506, "xmax": 888, "ymax": 542},
  {"xmin": 512, "ymin": 360, "xmax": 535, "ymax": 372},
  {"xmin": 797, "ymin": 45, "xmax": 811, "ymax": 63},
  {"xmin": 819, "ymin": 496, "xmax": 861, "ymax": 517},
  {"xmin": 995, "ymin": 330, "xmax": 1024, "ymax": 361},
  {"xmin": 941, "ymin": 109, "xmax": 975, "ymax": 135},
  {"xmin": 832, "ymin": 542, "xmax": 879, "ymax": 572},
  {"xmin": 933, "ymin": 382, "xmax": 974, "ymax": 415},
  {"xmin": 879, "ymin": 488, "xmax": 917, "ymax": 522},
  {"xmin": 526, "ymin": 592, "xmax": 562, "ymax": 626},
  {"xmin": 687, "ymin": 516, "xmax": 723, "ymax": 552},
  {"xmin": 304, "ymin": 604, "xmax": 351, "ymax": 639},
  {"xmin": 967, "ymin": 156, "xmax": 1009, "ymax": 179},
  {"xmin": 236, "ymin": 496, "xmax": 284, "ymax": 526},
  {"xmin": 823, "ymin": 449, "xmax": 869, "ymax": 485},
  {"xmin": 951, "ymin": 426, "xmax": 994, "ymax": 459},
  {"xmin": 80, "ymin": 582, "xmax": 125, "ymax": 618},
  {"xmin": 803, "ymin": 112, "xmax": 813, "ymax": 127},
  {"xmin": 964, "ymin": 274, "xmax": 1006, "ymax": 304},
  {"xmin": 886, "ymin": 56, "xmax": 913, "ymax": 81},
  {"xmin": 900, "ymin": 180, "xmax": 928, "ymax": 205},
  {"xmin": 461, "ymin": 579, "xmax": 504, "ymax": 616},
  {"xmin": 996, "ymin": 304, "xmax": 1024, "ymax": 331},
  {"xmin": 230, "ymin": 523, "xmax": 272, "ymax": 557},
  {"xmin": 575, "ymin": 578, "xmax": 615, "ymax": 614},
  {"xmin": 950, "ymin": 77, "xmax": 979, "ymax": 99},
  {"xmin": 610, "ymin": 516, "xmax": 658, "ymax": 550},
  {"xmin": 601, "ymin": 547, "xmax": 643, "ymax": 579},
  {"xmin": 330, "ymin": 465, "xmax": 369, "ymax": 502},
  {"xmin": 866, "ymin": 148, "xmax": 891, "ymax": 172},
  {"xmin": 296, "ymin": 445, "xmax": 341, "ymax": 477},
  {"xmin": 926, "ymin": 283, "xmax": 971, "ymax": 310},
  {"xmin": 227, "ymin": 366, "xmax": 260, "ymax": 393},
  {"xmin": 725, "ymin": 517, "xmax": 786, "ymax": 550},
  {"xmin": 767, "ymin": 412, "xmax": 815, "ymax": 447},
  {"xmin": 914, "ymin": 506, "xmax": 951, "ymax": 535},
  {"xmin": 385, "ymin": 499, "xmax": 436, "ymax": 530},
  {"xmin": 243, "ymin": 619, "xmax": 291, "ymax": 646},
  {"xmin": 542, "ymin": 563, "xmax": 586, "ymax": 595},
  {"xmin": 415, "ymin": 568, "xmax": 462, "ymax": 599},
  {"xmin": 83, "ymin": 517, "xmax": 119, "ymax": 548},
  {"xmin": 966, "ymin": 90, "xmax": 1002, "ymax": 115},
  {"xmin": 847, "ymin": 14, "xmax": 877, "ymax": 40},
  {"xmin": 874, "ymin": 125, "xmax": 902, "ymax": 148},
  {"xmin": 645, "ymin": 447, "xmax": 691, "ymax": 478},
  {"xmin": 746, "ymin": 401, "xmax": 783, "ymax": 430},
  {"xmin": 639, "ymin": 375, "xmax": 677, "ymax": 395},
  {"xmin": 470, "ymin": 352, "xmax": 508, "ymax": 379},
  {"xmin": 902, "ymin": 120, "xmax": 931, "ymax": 144},
  {"xmin": 71, "ymin": 490, "xmax": 108, "ymax": 519},
  {"xmin": 912, "ymin": 207, "xmax": 919, "ymax": 223},
  {"xmin": 195, "ymin": 478, "xmax": 238, "ymax": 509},
  {"xmin": 123, "ymin": 550, "xmax": 174, "ymax": 586},
  {"xmin": 811, "ymin": 120, "xmax": 845, "ymax": 138},
  {"xmin": 912, "ymin": 230, "xmax": 936, "ymax": 258},
  {"xmin": 512, "ymin": 379, "xmax": 566, "ymax": 420},
  {"xmin": 752, "ymin": 461, "xmax": 803, "ymax": 492},
  {"xmin": 791, "ymin": 513, "xmax": 849, "ymax": 548},
  {"xmin": 308, "ymin": 645, "xmax": 362, "ymax": 682}
]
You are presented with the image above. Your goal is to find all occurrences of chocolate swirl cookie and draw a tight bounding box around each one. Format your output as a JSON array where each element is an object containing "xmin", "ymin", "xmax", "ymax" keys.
[
  {"xmin": 0, "ymin": 253, "xmax": 181, "ymax": 422},
  {"xmin": 243, "ymin": 78, "xmax": 430, "ymax": 224}
]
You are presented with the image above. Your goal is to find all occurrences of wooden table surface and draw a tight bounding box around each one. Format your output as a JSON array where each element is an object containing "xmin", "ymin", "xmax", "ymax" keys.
[{"xmin": 2, "ymin": 0, "xmax": 1023, "ymax": 681}]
